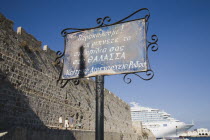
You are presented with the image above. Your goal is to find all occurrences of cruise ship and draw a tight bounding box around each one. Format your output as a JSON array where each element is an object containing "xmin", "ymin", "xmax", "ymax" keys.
[{"xmin": 130, "ymin": 102, "xmax": 194, "ymax": 138}]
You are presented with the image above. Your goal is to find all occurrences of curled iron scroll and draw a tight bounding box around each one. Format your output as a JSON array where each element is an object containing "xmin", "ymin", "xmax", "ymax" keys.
[
  {"xmin": 55, "ymin": 51, "xmax": 64, "ymax": 65},
  {"xmin": 147, "ymin": 34, "xmax": 158, "ymax": 52},
  {"xmin": 123, "ymin": 70, "xmax": 154, "ymax": 84},
  {"xmin": 96, "ymin": 16, "xmax": 111, "ymax": 27},
  {"xmin": 61, "ymin": 28, "xmax": 85, "ymax": 37},
  {"xmin": 57, "ymin": 79, "xmax": 70, "ymax": 88},
  {"xmin": 56, "ymin": 79, "xmax": 80, "ymax": 88},
  {"xmin": 112, "ymin": 8, "xmax": 150, "ymax": 24}
]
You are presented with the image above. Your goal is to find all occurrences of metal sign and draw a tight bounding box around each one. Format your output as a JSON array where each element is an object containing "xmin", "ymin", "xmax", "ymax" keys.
[{"xmin": 62, "ymin": 19, "xmax": 147, "ymax": 79}]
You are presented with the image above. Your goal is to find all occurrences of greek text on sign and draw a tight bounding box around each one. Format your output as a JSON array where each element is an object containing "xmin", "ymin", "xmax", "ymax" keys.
[{"xmin": 62, "ymin": 19, "xmax": 148, "ymax": 79}]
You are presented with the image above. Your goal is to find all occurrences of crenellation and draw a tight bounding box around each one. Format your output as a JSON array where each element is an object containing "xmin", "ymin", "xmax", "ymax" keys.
[{"xmin": 17, "ymin": 27, "xmax": 42, "ymax": 49}]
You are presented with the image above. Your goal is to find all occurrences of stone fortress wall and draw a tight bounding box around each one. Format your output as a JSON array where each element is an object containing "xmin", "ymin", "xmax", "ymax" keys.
[{"xmin": 0, "ymin": 14, "xmax": 155, "ymax": 140}]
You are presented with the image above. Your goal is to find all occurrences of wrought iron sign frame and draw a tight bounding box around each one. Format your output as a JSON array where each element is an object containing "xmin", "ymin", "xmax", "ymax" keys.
[{"xmin": 55, "ymin": 8, "xmax": 158, "ymax": 88}]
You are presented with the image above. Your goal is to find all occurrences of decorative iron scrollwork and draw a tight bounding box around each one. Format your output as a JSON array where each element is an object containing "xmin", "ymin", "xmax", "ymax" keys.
[
  {"xmin": 55, "ymin": 51, "xmax": 64, "ymax": 65},
  {"xmin": 61, "ymin": 28, "xmax": 85, "ymax": 37},
  {"xmin": 56, "ymin": 78, "xmax": 80, "ymax": 88},
  {"xmin": 96, "ymin": 16, "xmax": 111, "ymax": 27},
  {"xmin": 56, "ymin": 79, "xmax": 70, "ymax": 88},
  {"xmin": 112, "ymin": 8, "xmax": 150, "ymax": 24},
  {"xmin": 147, "ymin": 34, "xmax": 158, "ymax": 52},
  {"xmin": 123, "ymin": 70, "xmax": 154, "ymax": 84},
  {"xmin": 72, "ymin": 79, "xmax": 80, "ymax": 85}
]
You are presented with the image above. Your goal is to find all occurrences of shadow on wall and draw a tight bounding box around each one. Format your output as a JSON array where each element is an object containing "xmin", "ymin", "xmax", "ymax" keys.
[{"xmin": 0, "ymin": 69, "xmax": 76, "ymax": 140}]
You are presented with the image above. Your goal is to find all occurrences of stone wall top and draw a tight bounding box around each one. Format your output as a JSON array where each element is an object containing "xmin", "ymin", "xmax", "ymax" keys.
[
  {"xmin": 0, "ymin": 13, "xmax": 14, "ymax": 30},
  {"xmin": 17, "ymin": 27, "xmax": 42, "ymax": 49}
]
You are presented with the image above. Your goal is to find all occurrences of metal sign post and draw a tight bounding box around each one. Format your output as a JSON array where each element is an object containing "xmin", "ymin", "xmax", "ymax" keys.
[
  {"xmin": 95, "ymin": 75, "xmax": 104, "ymax": 140},
  {"xmin": 55, "ymin": 8, "xmax": 158, "ymax": 140}
]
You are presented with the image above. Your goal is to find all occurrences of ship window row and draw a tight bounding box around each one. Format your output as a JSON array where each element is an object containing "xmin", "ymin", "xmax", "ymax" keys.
[
  {"xmin": 131, "ymin": 113, "xmax": 161, "ymax": 115},
  {"xmin": 132, "ymin": 115, "xmax": 158, "ymax": 117},
  {"xmin": 131, "ymin": 114, "xmax": 162, "ymax": 117},
  {"xmin": 131, "ymin": 114, "xmax": 161, "ymax": 118},
  {"xmin": 132, "ymin": 118, "xmax": 166, "ymax": 120},
  {"xmin": 132, "ymin": 119, "xmax": 167, "ymax": 122},
  {"xmin": 132, "ymin": 116, "xmax": 164, "ymax": 118},
  {"xmin": 132, "ymin": 116, "xmax": 161, "ymax": 118},
  {"xmin": 132, "ymin": 118, "xmax": 167, "ymax": 121},
  {"xmin": 132, "ymin": 117, "xmax": 164, "ymax": 120},
  {"xmin": 131, "ymin": 112, "xmax": 159, "ymax": 115}
]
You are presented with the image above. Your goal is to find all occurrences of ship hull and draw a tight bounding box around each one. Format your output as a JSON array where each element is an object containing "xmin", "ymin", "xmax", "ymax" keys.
[
  {"xmin": 130, "ymin": 102, "xmax": 194, "ymax": 139},
  {"xmin": 143, "ymin": 122, "xmax": 193, "ymax": 138}
]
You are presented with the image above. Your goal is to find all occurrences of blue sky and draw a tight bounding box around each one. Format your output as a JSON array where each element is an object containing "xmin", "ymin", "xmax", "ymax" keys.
[{"xmin": 1, "ymin": 0, "xmax": 210, "ymax": 129}]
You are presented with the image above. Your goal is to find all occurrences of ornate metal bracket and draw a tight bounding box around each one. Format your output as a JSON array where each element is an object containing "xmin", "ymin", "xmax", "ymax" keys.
[{"xmin": 123, "ymin": 70, "xmax": 154, "ymax": 84}]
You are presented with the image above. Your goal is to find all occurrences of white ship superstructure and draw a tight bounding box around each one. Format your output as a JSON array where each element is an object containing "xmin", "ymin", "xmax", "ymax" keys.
[{"xmin": 130, "ymin": 102, "xmax": 193, "ymax": 138}]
